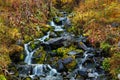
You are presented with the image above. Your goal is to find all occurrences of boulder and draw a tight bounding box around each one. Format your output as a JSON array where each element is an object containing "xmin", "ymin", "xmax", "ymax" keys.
[
  {"xmin": 57, "ymin": 59, "xmax": 65, "ymax": 72},
  {"xmin": 88, "ymin": 72, "xmax": 99, "ymax": 78},
  {"xmin": 68, "ymin": 51, "xmax": 78, "ymax": 56},
  {"xmin": 78, "ymin": 69, "xmax": 88, "ymax": 77},
  {"xmin": 42, "ymin": 37, "xmax": 66, "ymax": 49}
]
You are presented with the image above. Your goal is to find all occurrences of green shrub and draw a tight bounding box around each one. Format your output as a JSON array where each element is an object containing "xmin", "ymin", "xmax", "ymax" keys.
[
  {"xmin": 0, "ymin": 75, "xmax": 6, "ymax": 80},
  {"xmin": 100, "ymin": 42, "xmax": 111, "ymax": 53},
  {"xmin": 102, "ymin": 58, "xmax": 110, "ymax": 71}
]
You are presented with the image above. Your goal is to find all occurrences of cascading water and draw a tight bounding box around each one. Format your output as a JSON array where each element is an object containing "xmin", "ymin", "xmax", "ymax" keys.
[
  {"xmin": 24, "ymin": 43, "xmax": 39, "ymax": 64},
  {"xmin": 17, "ymin": 12, "xmax": 108, "ymax": 80},
  {"xmin": 37, "ymin": 31, "xmax": 50, "ymax": 43},
  {"xmin": 21, "ymin": 13, "xmax": 68, "ymax": 80},
  {"xmin": 23, "ymin": 32, "xmax": 60, "ymax": 78},
  {"xmin": 24, "ymin": 31, "xmax": 50, "ymax": 65}
]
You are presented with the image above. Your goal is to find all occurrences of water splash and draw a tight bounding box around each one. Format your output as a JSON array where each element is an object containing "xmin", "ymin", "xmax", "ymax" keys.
[{"xmin": 50, "ymin": 21, "xmax": 64, "ymax": 31}]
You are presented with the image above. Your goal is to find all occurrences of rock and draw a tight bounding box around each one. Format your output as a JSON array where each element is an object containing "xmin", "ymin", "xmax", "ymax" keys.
[
  {"xmin": 23, "ymin": 77, "xmax": 32, "ymax": 80},
  {"xmin": 61, "ymin": 32, "xmax": 75, "ymax": 47},
  {"xmin": 43, "ymin": 37, "xmax": 66, "ymax": 49},
  {"xmin": 40, "ymin": 76, "xmax": 63, "ymax": 80},
  {"xmin": 64, "ymin": 18, "xmax": 71, "ymax": 28},
  {"xmin": 49, "ymin": 32, "xmax": 57, "ymax": 38},
  {"xmin": 88, "ymin": 72, "xmax": 99, "ymax": 78},
  {"xmin": 78, "ymin": 42, "xmax": 88, "ymax": 51},
  {"xmin": 63, "ymin": 41, "xmax": 71, "ymax": 47},
  {"xmin": 87, "ymin": 47, "xmax": 95, "ymax": 52},
  {"xmin": 75, "ymin": 35, "xmax": 86, "ymax": 43},
  {"xmin": 8, "ymin": 64, "xmax": 18, "ymax": 76},
  {"xmin": 87, "ymin": 53, "xmax": 95, "ymax": 58},
  {"xmin": 46, "ymin": 37, "xmax": 65, "ymax": 44},
  {"xmin": 53, "ymin": 17, "xmax": 63, "ymax": 25},
  {"xmin": 52, "ymin": 16, "xmax": 70, "ymax": 28},
  {"xmin": 70, "ymin": 77, "xmax": 76, "ymax": 80},
  {"xmin": 10, "ymin": 51, "xmax": 24, "ymax": 64},
  {"xmin": 49, "ymin": 68, "xmax": 58, "ymax": 76},
  {"xmin": 68, "ymin": 51, "xmax": 78, "ymax": 56},
  {"xmin": 57, "ymin": 59, "xmax": 65, "ymax": 72},
  {"xmin": 111, "ymin": 22, "xmax": 119, "ymax": 27},
  {"xmin": 49, "ymin": 52, "xmax": 57, "ymax": 57},
  {"xmin": 61, "ymin": 32, "xmax": 75, "ymax": 40},
  {"xmin": 29, "ymin": 40, "xmax": 41, "ymax": 51},
  {"xmin": 18, "ymin": 65, "xmax": 32, "ymax": 76},
  {"xmin": 32, "ymin": 48, "xmax": 46, "ymax": 64},
  {"xmin": 78, "ymin": 69, "xmax": 88, "ymax": 77},
  {"xmin": 62, "ymin": 57, "xmax": 73, "ymax": 64}
]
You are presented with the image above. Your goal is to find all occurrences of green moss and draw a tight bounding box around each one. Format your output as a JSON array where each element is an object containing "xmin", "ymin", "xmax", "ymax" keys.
[
  {"xmin": 24, "ymin": 77, "xmax": 31, "ymax": 80},
  {"xmin": 0, "ymin": 75, "xmax": 6, "ymax": 80},
  {"xmin": 102, "ymin": 58, "xmax": 110, "ymax": 71},
  {"xmin": 54, "ymin": 17, "xmax": 60, "ymax": 23},
  {"xmin": 56, "ymin": 46, "xmax": 82, "ymax": 57},
  {"xmin": 29, "ymin": 40, "xmax": 41, "ymax": 50},
  {"xmin": 24, "ymin": 35, "xmax": 33, "ymax": 43},
  {"xmin": 33, "ymin": 47, "xmax": 46, "ymax": 64},
  {"xmin": 100, "ymin": 42, "xmax": 111, "ymax": 53},
  {"xmin": 65, "ymin": 56, "xmax": 77, "ymax": 71},
  {"xmin": 20, "ymin": 53, "xmax": 24, "ymax": 61}
]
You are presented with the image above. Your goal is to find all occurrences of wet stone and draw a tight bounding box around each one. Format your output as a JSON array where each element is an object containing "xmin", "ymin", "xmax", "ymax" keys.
[
  {"xmin": 62, "ymin": 57, "xmax": 73, "ymax": 64},
  {"xmin": 78, "ymin": 69, "xmax": 88, "ymax": 77},
  {"xmin": 57, "ymin": 59, "xmax": 65, "ymax": 72},
  {"xmin": 68, "ymin": 51, "xmax": 78, "ymax": 56}
]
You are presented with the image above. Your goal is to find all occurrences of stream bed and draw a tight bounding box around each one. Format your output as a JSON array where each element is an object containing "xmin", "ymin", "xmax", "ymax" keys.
[{"xmin": 11, "ymin": 12, "xmax": 109, "ymax": 80}]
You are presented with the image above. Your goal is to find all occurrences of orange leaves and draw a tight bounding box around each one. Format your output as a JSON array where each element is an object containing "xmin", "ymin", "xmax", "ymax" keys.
[
  {"xmin": 9, "ymin": 44, "xmax": 23, "ymax": 54},
  {"xmin": 83, "ymin": 21, "xmax": 120, "ymax": 46}
]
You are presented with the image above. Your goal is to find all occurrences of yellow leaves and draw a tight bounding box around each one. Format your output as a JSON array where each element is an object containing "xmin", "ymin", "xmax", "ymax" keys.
[
  {"xmin": 61, "ymin": 0, "xmax": 73, "ymax": 3},
  {"xmin": 0, "ymin": 46, "xmax": 9, "ymax": 55},
  {"xmin": 9, "ymin": 45, "xmax": 23, "ymax": 54},
  {"xmin": 52, "ymin": 0, "xmax": 73, "ymax": 4},
  {"xmin": 9, "ymin": 28, "xmax": 21, "ymax": 40},
  {"xmin": 0, "ymin": 54, "xmax": 11, "ymax": 68}
]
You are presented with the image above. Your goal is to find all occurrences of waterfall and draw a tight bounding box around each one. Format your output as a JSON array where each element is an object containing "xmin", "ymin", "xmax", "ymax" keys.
[
  {"xmin": 22, "ymin": 15, "xmax": 67, "ymax": 79},
  {"xmin": 37, "ymin": 31, "xmax": 50, "ymax": 43},
  {"xmin": 50, "ymin": 21, "xmax": 64, "ymax": 31},
  {"xmin": 19, "ymin": 12, "xmax": 106, "ymax": 80}
]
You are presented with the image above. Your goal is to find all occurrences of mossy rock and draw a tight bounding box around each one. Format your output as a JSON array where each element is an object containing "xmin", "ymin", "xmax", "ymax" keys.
[
  {"xmin": 63, "ymin": 56, "xmax": 77, "ymax": 71},
  {"xmin": 102, "ymin": 58, "xmax": 110, "ymax": 71},
  {"xmin": 56, "ymin": 46, "xmax": 77, "ymax": 57},
  {"xmin": 24, "ymin": 35, "xmax": 33, "ymax": 43},
  {"xmin": 0, "ymin": 75, "xmax": 6, "ymax": 80},
  {"xmin": 23, "ymin": 77, "xmax": 32, "ymax": 80},
  {"xmin": 33, "ymin": 47, "xmax": 46, "ymax": 64},
  {"xmin": 54, "ymin": 17, "xmax": 60, "ymax": 23},
  {"xmin": 20, "ymin": 53, "xmax": 25, "ymax": 61},
  {"xmin": 100, "ymin": 42, "xmax": 111, "ymax": 56},
  {"xmin": 29, "ymin": 40, "xmax": 41, "ymax": 51},
  {"xmin": 75, "ymin": 49, "xmax": 84, "ymax": 54},
  {"xmin": 41, "ymin": 24, "xmax": 52, "ymax": 33}
]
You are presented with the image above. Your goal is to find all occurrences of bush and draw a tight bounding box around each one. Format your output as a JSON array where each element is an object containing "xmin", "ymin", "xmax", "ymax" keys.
[
  {"xmin": 100, "ymin": 42, "xmax": 111, "ymax": 53},
  {"xmin": 102, "ymin": 58, "xmax": 110, "ymax": 71},
  {"xmin": 0, "ymin": 75, "xmax": 6, "ymax": 80}
]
